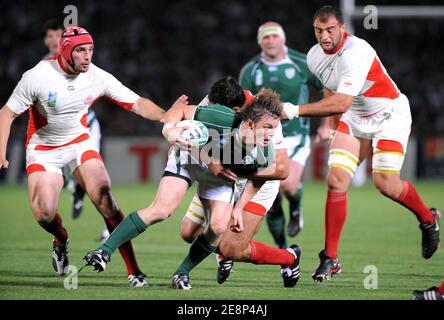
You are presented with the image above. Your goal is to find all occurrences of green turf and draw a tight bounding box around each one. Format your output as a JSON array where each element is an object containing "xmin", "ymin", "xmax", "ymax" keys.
[{"xmin": 0, "ymin": 181, "xmax": 442, "ymax": 300}]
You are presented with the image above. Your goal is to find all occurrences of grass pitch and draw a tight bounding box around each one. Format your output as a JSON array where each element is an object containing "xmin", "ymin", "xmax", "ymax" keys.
[{"xmin": 0, "ymin": 181, "xmax": 443, "ymax": 300}]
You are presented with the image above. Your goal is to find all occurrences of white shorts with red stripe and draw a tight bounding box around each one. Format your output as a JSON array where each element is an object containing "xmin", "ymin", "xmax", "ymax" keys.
[
  {"xmin": 335, "ymin": 93, "xmax": 411, "ymax": 173},
  {"xmin": 26, "ymin": 137, "xmax": 102, "ymax": 176},
  {"xmin": 183, "ymin": 178, "xmax": 280, "ymax": 226},
  {"xmin": 234, "ymin": 178, "xmax": 280, "ymax": 216}
]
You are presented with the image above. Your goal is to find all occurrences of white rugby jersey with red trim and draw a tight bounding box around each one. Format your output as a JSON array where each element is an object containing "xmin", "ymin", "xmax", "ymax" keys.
[
  {"xmin": 307, "ymin": 33, "xmax": 400, "ymax": 117},
  {"xmin": 6, "ymin": 55, "xmax": 139, "ymax": 149}
]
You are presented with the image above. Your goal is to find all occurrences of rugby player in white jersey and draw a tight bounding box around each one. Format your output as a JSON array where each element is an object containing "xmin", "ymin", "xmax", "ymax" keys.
[
  {"xmin": 0, "ymin": 27, "xmax": 166, "ymax": 287},
  {"xmin": 281, "ymin": 6, "xmax": 440, "ymax": 281}
]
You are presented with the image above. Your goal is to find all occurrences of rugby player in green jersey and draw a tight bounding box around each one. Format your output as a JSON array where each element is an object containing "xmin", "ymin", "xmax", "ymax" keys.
[
  {"xmin": 84, "ymin": 88, "xmax": 301, "ymax": 289},
  {"xmin": 239, "ymin": 22, "xmax": 330, "ymax": 249}
]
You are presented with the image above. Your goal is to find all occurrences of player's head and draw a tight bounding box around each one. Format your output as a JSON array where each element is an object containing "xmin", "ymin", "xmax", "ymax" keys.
[
  {"xmin": 240, "ymin": 88, "xmax": 282, "ymax": 147},
  {"xmin": 208, "ymin": 76, "xmax": 255, "ymax": 111},
  {"xmin": 257, "ymin": 21, "xmax": 286, "ymax": 60},
  {"xmin": 43, "ymin": 19, "xmax": 63, "ymax": 56},
  {"xmin": 59, "ymin": 26, "xmax": 94, "ymax": 73},
  {"xmin": 313, "ymin": 5, "xmax": 346, "ymax": 52}
]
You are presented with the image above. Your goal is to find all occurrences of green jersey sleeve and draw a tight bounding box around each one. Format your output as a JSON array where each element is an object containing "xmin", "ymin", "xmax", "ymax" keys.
[{"xmin": 193, "ymin": 104, "xmax": 241, "ymax": 134}]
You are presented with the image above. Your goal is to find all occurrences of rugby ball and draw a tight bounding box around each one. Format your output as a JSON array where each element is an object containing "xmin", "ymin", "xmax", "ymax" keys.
[{"xmin": 176, "ymin": 120, "xmax": 209, "ymax": 148}]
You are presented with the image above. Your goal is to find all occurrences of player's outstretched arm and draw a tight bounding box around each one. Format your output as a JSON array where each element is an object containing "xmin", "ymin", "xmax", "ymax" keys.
[
  {"xmin": 282, "ymin": 92, "xmax": 355, "ymax": 119},
  {"xmin": 131, "ymin": 97, "xmax": 166, "ymax": 121},
  {"xmin": 0, "ymin": 105, "xmax": 18, "ymax": 169}
]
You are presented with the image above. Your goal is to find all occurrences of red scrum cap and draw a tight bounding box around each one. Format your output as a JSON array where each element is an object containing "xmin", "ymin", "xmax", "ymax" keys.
[{"xmin": 59, "ymin": 27, "xmax": 94, "ymax": 67}]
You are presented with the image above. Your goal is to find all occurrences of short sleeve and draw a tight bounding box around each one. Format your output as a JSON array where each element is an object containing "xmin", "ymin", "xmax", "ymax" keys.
[
  {"xmin": 336, "ymin": 44, "xmax": 375, "ymax": 96},
  {"xmin": 102, "ymin": 70, "xmax": 140, "ymax": 110},
  {"xmin": 6, "ymin": 71, "xmax": 36, "ymax": 114}
]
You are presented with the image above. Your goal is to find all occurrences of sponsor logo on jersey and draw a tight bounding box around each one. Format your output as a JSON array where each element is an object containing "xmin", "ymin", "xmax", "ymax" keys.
[
  {"xmin": 48, "ymin": 92, "xmax": 57, "ymax": 108},
  {"xmin": 255, "ymin": 69, "xmax": 263, "ymax": 86},
  {"xmin": 285, "ymin": 67, "xmax": 296, "ymax": 79}
]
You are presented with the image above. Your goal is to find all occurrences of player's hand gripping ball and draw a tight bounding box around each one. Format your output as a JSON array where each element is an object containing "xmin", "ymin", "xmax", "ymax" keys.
[{"xmin": 176, "ymin": 120, "xmax": 209, "ymax": 148}]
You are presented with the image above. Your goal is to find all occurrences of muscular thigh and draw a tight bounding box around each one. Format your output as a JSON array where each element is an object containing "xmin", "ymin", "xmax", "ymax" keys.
[
  {"xmin": 220, "ymin": 211, "xmax": 263, "ymax": 250},
  {"xmin": 73, "ymin": 158, "xmax": 110, "ymax": 195},
  {"xmin": 28, "ymin": 171, "xmax": 64, "ymax": 217}
]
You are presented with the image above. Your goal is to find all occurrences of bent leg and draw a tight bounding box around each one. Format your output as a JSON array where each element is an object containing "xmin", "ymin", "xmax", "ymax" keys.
[
  {"xmin": 28, "ymin": 171, "xmax": 67, "ymax": 244},
  {"xmin": 97, "ymin": 176, "xmax": 189, "ymax": 258},
  {"xmin": 175, "ymin": 199, "xmax": 233, "ymax": 275}
]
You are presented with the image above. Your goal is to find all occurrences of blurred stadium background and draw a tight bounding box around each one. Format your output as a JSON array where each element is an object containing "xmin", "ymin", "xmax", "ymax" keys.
[{"xmin": 0, "ymin": 0, "xmax": 443, "ymax": 300}]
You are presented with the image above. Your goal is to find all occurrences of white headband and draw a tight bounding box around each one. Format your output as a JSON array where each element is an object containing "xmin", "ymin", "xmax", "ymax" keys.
[{"xmin": 257, "ymin": 25, "xmax": 286, "ymax": 44}]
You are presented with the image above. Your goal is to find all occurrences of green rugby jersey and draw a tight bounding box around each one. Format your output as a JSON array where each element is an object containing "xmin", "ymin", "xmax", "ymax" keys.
[
  {"xmin": 193, "ymin": 104, "xmax": 274, "ymax": 175},
  {"xmin": 239, "ymin": 48, "xmax": 323, "ymax": 137}
]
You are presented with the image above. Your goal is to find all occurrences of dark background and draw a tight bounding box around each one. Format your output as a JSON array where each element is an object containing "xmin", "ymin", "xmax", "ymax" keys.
[{"xmin": 1, "ymin": 0, "xmax": 443, "ymax": 139}]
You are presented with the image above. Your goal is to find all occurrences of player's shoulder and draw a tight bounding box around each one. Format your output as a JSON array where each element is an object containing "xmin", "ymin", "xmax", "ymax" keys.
[
  {"xmin": 240, "ymin": 54, "xmax": 261, "ymax": 72},
  {"xmin": 287, "ymin": 48, "xmax": 307, "ymax": 63},
  {"xmin": 343, "ymin": 34, "xmax": 375, "ymax": 56},
  {"xmin": 21, "ymin": 59, "xmax": 54, "ymax": 81}
]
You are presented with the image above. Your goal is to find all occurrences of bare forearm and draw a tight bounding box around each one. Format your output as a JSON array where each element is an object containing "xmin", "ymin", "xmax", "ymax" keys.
[
  {"xmin": 132, "ymin": 97, "xmax": 166, "ymax": 121},
  {"xmin": 0, "ymin": 106, "xmax": 17, "ymax": 159},
  {"xmin": 299, "ymin": 94, "xmax": 350, "ymax": 117}
]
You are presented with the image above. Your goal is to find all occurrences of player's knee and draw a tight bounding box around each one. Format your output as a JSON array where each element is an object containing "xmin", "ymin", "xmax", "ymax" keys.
[
  {"xmin": 219, "ymin": 241, "xmax": 245, "ymax": 261},
  {"xmin": 208, "ymin": 220, "xmax": 228, "ymax": 237},
  {"xmin": 180, "ymin": 227, "xmax": 196, "ymax": 243},
  {"xmin": 35, "ymin": 212, "xmax": 56, "ymax": 226},
  {"xmin": 327, "ymin": 171, "xmax": 348, "ymax": 192},
  {"xmin": 31, "ymin": 199, "xmax": 55, "ymax": 221}
]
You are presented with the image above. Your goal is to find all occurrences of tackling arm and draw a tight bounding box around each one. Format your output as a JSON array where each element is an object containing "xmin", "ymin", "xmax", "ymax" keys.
[
  {"xmin": 0, "ymin": 105, "xmax": 19, "ymax": 169},
  {"xmin": 131, "ymin": 97, "xmax": 166, "ymax": 121},
  {"xmin": 230, "ymin": 179, "xmax": 265, "ymax": 232},
  {"xmin": 282, "ymin": 92, "xmax": 355, "ymax": 119}
]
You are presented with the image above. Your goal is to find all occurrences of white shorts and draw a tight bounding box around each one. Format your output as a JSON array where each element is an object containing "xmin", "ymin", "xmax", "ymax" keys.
[
  {"xmin": 163, "ymin": 146, "xmax": 236, "ymax": 203},
  {"xmin": 285, "ymin": 134, "xmax": 311, "ymax": 166},
  {"xmin": 234, "ymin": 178, "xmax": 280, "ymax": 216},
  {"xmin": 183, "ymin": 177, "xmax": 280, "ymax": 225},
  {"xmin": 336, "ymin": 94, "xmax": 411, "ymax": 173},
  {"xmin": 26, "ymin": 136, "xmax": 102, "ymax": 176},
  {"xmin": 339, "ymin": 94, "xmax": 412, "ymax": 152}
]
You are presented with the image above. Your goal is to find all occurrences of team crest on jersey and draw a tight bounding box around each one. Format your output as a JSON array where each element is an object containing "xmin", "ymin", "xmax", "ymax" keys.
[
  {"xmin": 255, "ymin": 69, "xmax": 263, "ymax": 86},
  {"xmin": 285, "ymin": 68, "xmax": 296, "ymax": 79},
  {"xmin": 48, "ymin": 92, "xmax": 57, "ymax": 108},
  {"xmin": 241, "ymin": 155, "xmax": 254, "ymax": 165}
]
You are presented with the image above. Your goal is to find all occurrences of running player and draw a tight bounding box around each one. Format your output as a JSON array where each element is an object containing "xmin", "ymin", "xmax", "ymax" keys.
[
  {"xmin": 178, "ymin": 77, "xmax": 300, "ymax": 286},
  {"xmin": 84, "ymin": 89, "xmax": 301, "ymax": 289},
  {"xmin": 0, "ymin": 26, "xmax": 166, "ymax": 287},
  {"xmin": 280, "ymin": 6, "xmax": 441, "ymax": 281},
  {"xmin": 239, "ymin": 22, "xmax": 330, "ymax": 250}
]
